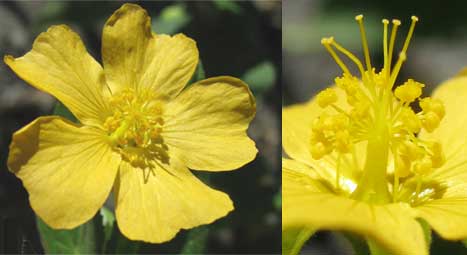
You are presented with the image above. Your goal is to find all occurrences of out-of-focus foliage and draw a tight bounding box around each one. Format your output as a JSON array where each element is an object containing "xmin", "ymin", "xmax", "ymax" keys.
[
  {"xmin": 0, "ymin": 1, "xmax": 281, "ymax": 254},
  {"xmin": 242, "ymin": 61, "xmax": 277, "ymax": 94}
]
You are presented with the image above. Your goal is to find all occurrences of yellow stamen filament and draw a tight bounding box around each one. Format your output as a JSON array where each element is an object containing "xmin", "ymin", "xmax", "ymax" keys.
[
  {"xmin": 402, "ymin": 16, "xmax": 419, "ymax": 54},
  {"xmin": 388, "ymin": 19, "xmax": 401, "ymax": 75},
  {"xmin": 382, "ymin": 19, "xmax": 389, "ymax": 73},
  {"xmin": 321, "ymin": 38, "xmax": 351, "ymax": 75},
  {"xmin": 355, "ymin": 15, "xmax": 373, "ymax": 76},
  {"xmin": 330, "ymin": 40, "xmax": 366, "ymax": 77}
]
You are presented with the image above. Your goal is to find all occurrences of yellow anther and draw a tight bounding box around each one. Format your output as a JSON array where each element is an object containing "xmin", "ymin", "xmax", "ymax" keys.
[
  {"xmin": 422, "ymin": 111, "xmax": 441, "ymax": 132},
  {"xmin": 395, "ymin": 154, "xmax": 411, "ymax": 178},
  {"xmin": 150, "ymin": 127, "xmax": 161, "ymax": 139},
  {"xmin": 382, "ymin": 19, "xmax": 389, "ymax": 24},
  {"xmin": 399, "ymin": 107, "xmax": 421, "ymax": 133},
  {"xmin": 333, "ymin": 113, "xmax": 349, "ymax": 129},
  {"xmin": 335, "ymin": 74, "xmax": 359, "ymax": 96},
  {"xmin": 419, "ymin": 97, "xmax": 445, "ymax": 119},
  {"xmin": 310, "ymin": 142, "xmax": 328, "ymax": 160},
  {"xmin": 392, "ymin": 19, "xmax": 401, "ymax": 26},
  {"xmin": 316, "ymin": 88, "xmax": 338, "ymax": 108},
  {"xmin": 414, "ymin": 156, "xmax": 433, "ymax": 175},
  {"xmin": 394, "ymin": 79, "xmax": 424, "ymax": 103},
  {"xmin": 351, "ymin": 101, "xmax": 370, "ymax": 118},
  {"xmin": 335, "ymin": 130, "xmax": 351, "ymax": 153},
  {"xmin": 399, "ymin": 141, "xmax": 422, "ymax": 161}
]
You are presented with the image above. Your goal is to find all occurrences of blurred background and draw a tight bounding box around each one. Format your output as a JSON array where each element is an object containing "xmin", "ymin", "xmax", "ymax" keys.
[
  {"xmin": 0, "ymin": 1, "xmax": 281, "ymax": 254},
  {"xmin": 284, "ymin": 0, "xmax": 467, "ymax": 254}
]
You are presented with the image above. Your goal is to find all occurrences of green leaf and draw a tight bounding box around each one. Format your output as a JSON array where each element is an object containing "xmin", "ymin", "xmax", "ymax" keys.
[
  {"xmin": 273, "ymin": 190, "xmax": 281, "ymax": 210},
  {"xmin": 282, "ymin": 227, "xmax": 315, "ymax": 255},
  {"xmin": 152, "ymin": 3, "xmax": 191, "ymax": 35},
  {"xmin": 213, "ymin": 0, "xmax": 243, "ymax": 14},
  {"xmin": 53, "ymin": 101, "xmax": 77, "ymax": 122},
  {"xmin": 100, "ymin": 207, "xmax": 115, "ymax": 253},
  {"xmin": 180, "ymin": 226, "xmax": 209, "ymax": 254},
  {"xmin": 37, "ymin": 217, "xmax": 97, "ymax": 254},
  {"xmin": 242, "ymin": 61, "xmax": 276, "ymax": 94}
]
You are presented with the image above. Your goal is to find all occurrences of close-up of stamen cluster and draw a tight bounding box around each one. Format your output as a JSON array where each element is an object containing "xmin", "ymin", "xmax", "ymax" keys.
[
  {"xmin": 310, "ymin": 15, "xmax": 446, "ymax": 204},
  {"xmin": 104, "ymin": 88, "xmax": 166, "ymax": 168}
]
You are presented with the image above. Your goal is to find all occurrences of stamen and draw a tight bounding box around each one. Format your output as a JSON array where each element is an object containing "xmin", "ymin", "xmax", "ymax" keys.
[
  {"xmin": 388, "ymin": 19, "xmax": 401, "ymax": 75},
  {"xmin": 382, "ymin": 19, "xmax": 389, "ymax": 74},
  {"xmin": 388, "ymin": 52, "xmax": 406, "ymax": 89},
  {"xmin": 321, "ymin": 37, "xmax": 351, "ymax": 75},
  {"xmin": 402, "ymin": 16, "xmax": 419, "ymax": 54},
  {"xmin": 330, "ymin": 40, "xmax": 365, "ymax": 77},
  {"xmin": 355, "ymin": 15, "xmax": 373, "ymax": 74}
]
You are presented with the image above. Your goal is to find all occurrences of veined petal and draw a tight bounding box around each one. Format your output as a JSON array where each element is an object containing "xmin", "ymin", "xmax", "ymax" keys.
[
  {"xmin": 4, "ymin": 25, "xmax": 110, "ymax": 127},
  {"xmin": 420, "ymin": 75, "xmax": 467, "ymax": 185},
  {"xmin": 8, "ymin": 116, "xmax": 121, "ymax": 228},
  {"xmin": 163, "ymin": 76, "xmax": 257, "ymax": 171},
  {"xmin": 416, "ymin": 195, "xmax": 467, "ymax": 240},
  {"xmin": 114, "ymin": 158, "xmax": 233, "ymax": 243},
  {"xmin": 102, "ymin": 3, "xmax": 198, "ymax": 98},
  {"xmin": 283, "ymin": 159, "xmax": 427, "ymax": 255}
]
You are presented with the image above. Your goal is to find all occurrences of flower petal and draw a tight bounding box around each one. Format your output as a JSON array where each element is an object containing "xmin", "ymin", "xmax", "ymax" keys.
[
  {"xmin": 163, "ymin": 76, "xmax": 257, "ymax": 171},
  {"xmin": 102, "ymin": 3, "xmax": 198, "ymax": 97},
  {"xmin": 283, "ymin": 159, "xmax": 427, "ymax": 255},
  {"xmin": 420, "ymin": 75, "xmax": 467, "ymax": 185},
  {"xmin": 114, "ymin": 158, "xmax": 233, "ymax": 243},
  {"xmin": 4, "ymin": 25, "xmax": 110, "ymax": 127},
  {"xmin": 8, "ymin": 116, "xmax": 121, "ymax": 228},
  {"xmin": 416, "ymin": 196, "xmax": 467, "ymax": 240}
]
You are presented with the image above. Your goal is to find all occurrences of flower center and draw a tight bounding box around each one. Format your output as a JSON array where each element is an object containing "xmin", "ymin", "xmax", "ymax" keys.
[
  {"xmin": 104, "ymin": 88, "xmax": 167, "ymax": 169},
  {"xmin": 310, "ymin": 15, "xmax": 446, "ymax": 204}
]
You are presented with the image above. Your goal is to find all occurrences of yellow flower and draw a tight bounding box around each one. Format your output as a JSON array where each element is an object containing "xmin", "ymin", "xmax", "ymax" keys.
[
  {"xmin": 5, "ymin": 3, "xmax": 257, "ymax": 243},
  {"xmin": 283, "ymin": 15, "xmax": 467, "ymax": 255}
]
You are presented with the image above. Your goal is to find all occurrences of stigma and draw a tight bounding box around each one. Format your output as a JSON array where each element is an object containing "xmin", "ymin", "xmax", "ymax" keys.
[
  {"xmin": 103, "ymin": 88, "xmax": 166, "ymax": 167},
  {"xmin": 311, "ymin": 15, "xmax": 446, "ymax": 203}
]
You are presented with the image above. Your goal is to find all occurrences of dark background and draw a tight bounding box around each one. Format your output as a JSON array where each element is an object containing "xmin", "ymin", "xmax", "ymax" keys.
[
  {"xmin": 284, "ymin": 0, "xmax": 467, "ymax": 254},
  {"xmin": 0, "ymin": 1, "xmax": 281, "ymax": 254}
]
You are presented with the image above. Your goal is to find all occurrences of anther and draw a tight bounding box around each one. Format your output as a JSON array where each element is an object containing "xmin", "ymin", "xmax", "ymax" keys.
[{"xmin": 316, "ymin": 88, "xmax": 338, "ymax": 108}]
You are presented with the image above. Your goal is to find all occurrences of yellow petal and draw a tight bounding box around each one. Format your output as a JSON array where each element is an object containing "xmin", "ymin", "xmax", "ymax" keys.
[
  {"xmin": 114, "ymin": 158, "xmax": 233, "ymax": 243},
  {"xmin": 102, "ymin": 3, "xmax": 198, "ymax": 97},
  {"xmin": 4, "ymin": 25, "xmax": 110, "ymax": 127},
  {"xmin": 283, "ymin": 159, "xmax": 427, "ymax": 255},
  {"xmin": 163, "ymin": 76, "xmax": 257, "ymax": 171},
  {"xmin": 419, "ymin": 75, "xmax": 467, "ymax": 184},
  {"xmin": 416, "ymin": 196, "xmax": 467, "ymax": 240},
  {"xmin": 282, "ymin": 100, "xmax": 316, "ymax": 164},
  {"xmin": 8, "ymin": 117, "xmax": 121, "ymax": 228}
]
